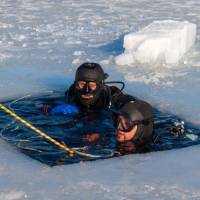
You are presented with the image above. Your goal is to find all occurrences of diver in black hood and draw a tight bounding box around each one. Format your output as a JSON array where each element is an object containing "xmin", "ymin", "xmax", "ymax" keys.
[
  {"xmin": 65, "ymin": 62, "xmax": 121, "ymax": 110},
  {"xmin": 81, "ymin": 99, "xmax": 153, "ymax": 153},
  {"xmin": 112, "ymin": 100, "xmax": 153, "ymax": 145},
  {"xmin": 72, "ymin": 62, "xmax": 107, "ymax": 108},
  {"xmin": 45, "ymin": 62, "xmax": 153, "ymax": 145}
]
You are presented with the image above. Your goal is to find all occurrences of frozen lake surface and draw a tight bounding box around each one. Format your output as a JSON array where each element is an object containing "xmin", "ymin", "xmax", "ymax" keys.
[{"xmin": 0, "ymin": 0, "xmax": 200, "ymax": 199}]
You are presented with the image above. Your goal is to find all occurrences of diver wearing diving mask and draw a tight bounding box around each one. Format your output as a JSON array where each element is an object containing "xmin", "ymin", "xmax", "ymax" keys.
[
  {"xmin": 45, "ymin": 62, "xmax": 153, "ymax": 144},
  {"xmin": 73, "ymin": 63, "xmax": 107, "ymax": 108}
]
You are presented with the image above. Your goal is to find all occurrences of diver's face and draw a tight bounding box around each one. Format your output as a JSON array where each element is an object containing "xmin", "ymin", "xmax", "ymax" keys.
[
  {"xmin": 76, "ymin": 81, "xmax": 97, "ymax": 100},
  {"xmin": 116, "ymin": 126, "xmax": 137, "ymax": 142},
  {"xmin": 115, "ymin": 115, "xmax": 138, "ymax": 142}
]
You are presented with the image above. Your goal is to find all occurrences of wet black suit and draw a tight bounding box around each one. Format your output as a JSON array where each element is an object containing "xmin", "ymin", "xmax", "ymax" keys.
[
  {"xmin": 64, "ymin": 83, "xmax": 153, "ymax": 146},
  {"xmin": 65, "ymin": 83, "xmax": 135, "ymax": 111},
  {"xmin": 42, "ymin": 83, "xmax": 153, "ymax": 155}
]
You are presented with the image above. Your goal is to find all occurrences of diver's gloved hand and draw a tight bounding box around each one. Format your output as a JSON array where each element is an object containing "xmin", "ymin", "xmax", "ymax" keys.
[{"xmin": 50, "ymin": 103, "xmax": 79, "ymax": 115}]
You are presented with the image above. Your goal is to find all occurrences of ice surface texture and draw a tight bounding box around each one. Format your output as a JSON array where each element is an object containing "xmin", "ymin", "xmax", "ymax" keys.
[
  {"xmin": 115, "ymin": 20, "xmax": 196, "ymax": 65},
  {"xmin": 1, "ymin": 0, "xmax": 200, "ymax": 199}
]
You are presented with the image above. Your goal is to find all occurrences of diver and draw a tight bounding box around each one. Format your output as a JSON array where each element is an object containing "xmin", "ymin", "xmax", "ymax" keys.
[
  {"xmin": 44, "ymin": 62, "xmax": 135, "ymax": 113},
  {"xmin": 112, "ymin": 100, "xmax": 153, "ymax": 154},
  {"xmin": 82, "ymin": 99, "xmax": 154, "ymax": 154},
  {"xmin": 43, "ymin": 62, "xmax": 154, "ymax": 148}
]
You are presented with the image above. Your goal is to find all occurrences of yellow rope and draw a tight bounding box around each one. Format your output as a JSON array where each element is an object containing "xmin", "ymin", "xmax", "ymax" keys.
[{"xmin": 0, "ymin": 103, "xmax": 75, "ymax": 156}]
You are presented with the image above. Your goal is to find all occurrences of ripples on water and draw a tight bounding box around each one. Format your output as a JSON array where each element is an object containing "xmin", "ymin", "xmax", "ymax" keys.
[{"xmin": 0, "ymin": 92, "xmax": 199, "ymax": 166}]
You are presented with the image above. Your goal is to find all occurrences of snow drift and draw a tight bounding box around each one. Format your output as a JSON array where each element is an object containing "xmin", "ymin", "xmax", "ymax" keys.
[{"xmin": 115, "ymin": 20, "xmax": 196, "ymax": 65}]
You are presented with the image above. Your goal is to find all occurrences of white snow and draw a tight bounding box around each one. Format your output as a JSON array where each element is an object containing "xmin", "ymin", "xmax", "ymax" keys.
[
  {"xmin": 0, "ymin": 0, "xmax": 200, "ymax": 199},
  {"xmin": 115, "ymin": 20, "xmax": 196, "ymax": 65},
  {"xmin": 1, "ymin": 139, "xmax": 200, "ymax": 200},
  {"xmin": 0, "ymin": 191, "xmax": 27, "ymax": 200}
]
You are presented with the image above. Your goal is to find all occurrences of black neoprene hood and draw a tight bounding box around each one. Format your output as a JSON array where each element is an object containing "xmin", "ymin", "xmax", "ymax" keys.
[
  {"xmin": 75, "ymin": 63, "xmax": 106, "ymax": 83},
  {"xmin": 74, "ymin": 62, "xmax": 107, "ymax": 107},
  {"xmin": 120, "ymin": 100, "xmax": 153, "ymax": 122},
  {"xmin": 120, "ymin": 100, "xmax": 154, "ymax": 142}
]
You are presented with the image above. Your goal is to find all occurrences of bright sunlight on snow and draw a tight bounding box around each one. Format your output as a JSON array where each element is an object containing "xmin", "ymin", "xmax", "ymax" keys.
[
  {"xmin": 115, "ymin": 20, "xmax": 196, "ymax": 65},
  {"xmin": 0, "ymin": 0, "xmax": 200, "ymax": 199}
]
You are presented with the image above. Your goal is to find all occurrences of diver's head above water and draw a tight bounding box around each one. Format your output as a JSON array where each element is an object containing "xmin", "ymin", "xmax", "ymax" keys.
[
  {"xmin": 113, "ymin": 100, "xmax": 153, "ymax": 143},
  {"xmin": 74, "ymin": 62, "xmax": 108, "ymax": 107}
]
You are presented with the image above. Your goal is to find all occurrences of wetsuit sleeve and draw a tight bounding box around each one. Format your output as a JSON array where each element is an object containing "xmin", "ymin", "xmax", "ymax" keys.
[{"xmin": 109, "ymin": 86, "xmax": 137, "ymax": 109}]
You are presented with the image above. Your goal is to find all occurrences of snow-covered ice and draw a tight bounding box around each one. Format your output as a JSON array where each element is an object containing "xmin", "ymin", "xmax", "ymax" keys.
[
  {"xmin": 0, "ymin": 0, "xmax": 200, "ymax": 199},
  {"xmin": 115, "ymin": 20, "xmax": 196, "ymax": 65}
]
